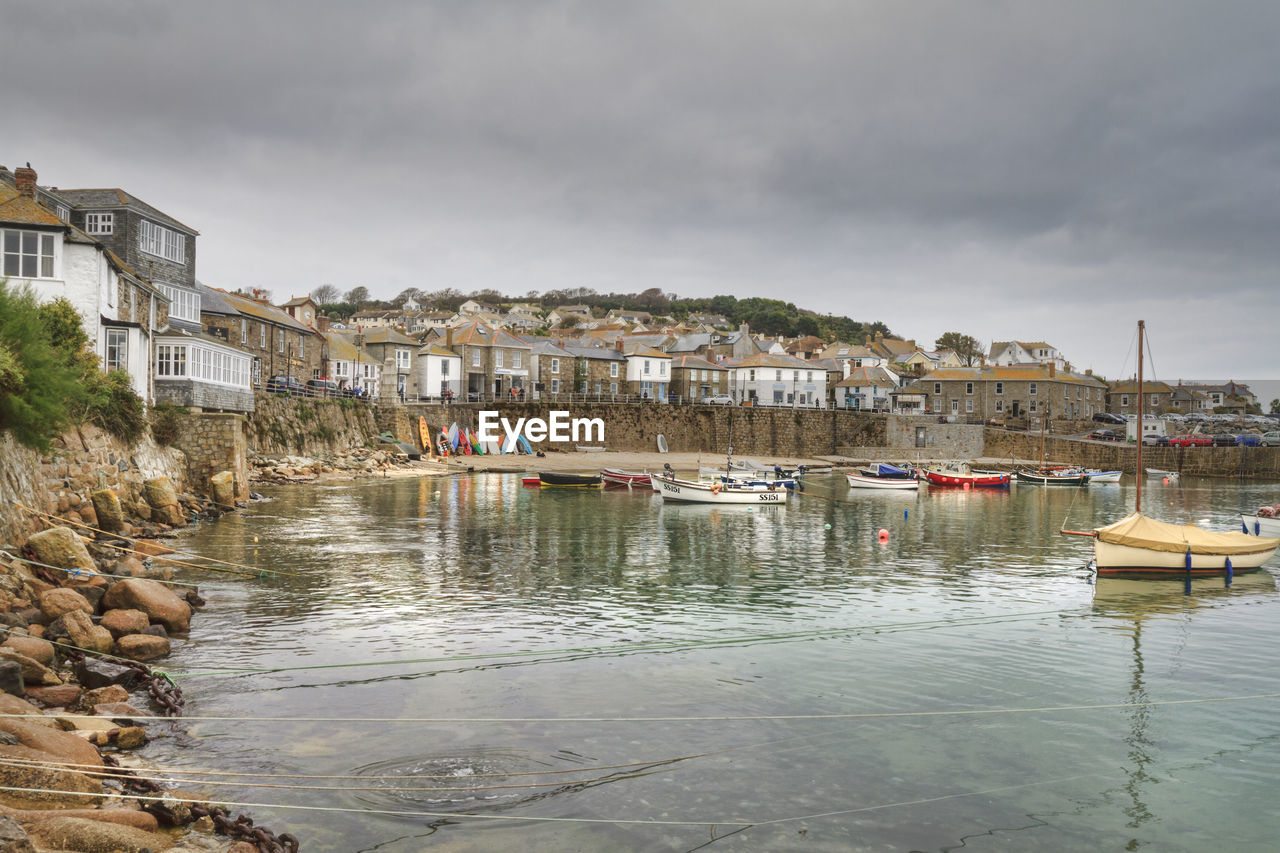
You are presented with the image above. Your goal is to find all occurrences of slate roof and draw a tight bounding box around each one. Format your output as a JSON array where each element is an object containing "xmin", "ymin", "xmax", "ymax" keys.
[
  {"xmin": 218, "ymin": 290, "xmax": 316, "ymax": 335},
  {"xmin": 912, "ymin": 365, "xmax": 1105, "ymax": 387},
  {"xmin": 836, "ymin": 366, "xmax": 898, "ymax": 388},
  {"xmin": 450, "ymin": 320, "xmax": 531, "ymax": 348},
  {"xmin": 728, "ymin": 352, "xmax": 815, "ymax": 370},
  {"xmin": 0, "ymin": 182, "xmax": 66, "ymax": 228},
  {"xmin": 325, "ymin": 332, "xmax": 382, "ymax": 364},
  {"xmin": 53, "ymin": 188, "xmax": 199, "ymax": 235},
  {"xmin": 670, "ymin": 354, "xmax": 727, "ymax": 372}
]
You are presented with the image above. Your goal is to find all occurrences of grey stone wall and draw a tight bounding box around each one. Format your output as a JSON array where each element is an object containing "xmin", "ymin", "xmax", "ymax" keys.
[{"xmin": 155, "ymin": 379, "xmax": 255, "ymax": 414}]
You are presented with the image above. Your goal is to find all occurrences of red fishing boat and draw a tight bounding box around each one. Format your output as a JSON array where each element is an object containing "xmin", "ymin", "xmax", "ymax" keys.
[{"xmin": 920, "ymin": 462, "xmax": 1010, "ymax": 488}]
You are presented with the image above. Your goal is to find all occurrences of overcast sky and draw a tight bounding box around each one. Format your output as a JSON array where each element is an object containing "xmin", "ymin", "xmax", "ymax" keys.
[{"xmin": 6, "ymin": 1, "xmax": 1278, "ymax": 380}]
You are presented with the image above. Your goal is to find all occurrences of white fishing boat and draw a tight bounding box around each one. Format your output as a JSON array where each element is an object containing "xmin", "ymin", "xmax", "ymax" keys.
[
  {"xmin": 1062, "ymin": 321, "xmax": 1279, "ymax": 577},
  {"xmin": 1084, "ymin": 470, "xmax": 1123, "ymax": 483},
  {"xmin": 846, "ymin": 472, "xmax": 919, "ymax": 490},
  {"xmin": 1146, "ymin": 468, "xmax": 1179, "ymax": 481},
  {"xmin": 652, "ymin": 473, "xmax": 788, "ymax": 504},
  {"xmin": 1241, "ymin": 506, "xmax": 1280, "ymax": 537}
]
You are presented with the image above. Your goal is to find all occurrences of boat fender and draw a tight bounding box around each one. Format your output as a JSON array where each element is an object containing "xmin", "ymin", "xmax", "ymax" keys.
[{"xmin": 710, "ymin": 482, "xmax": 722, "ymax": 494}]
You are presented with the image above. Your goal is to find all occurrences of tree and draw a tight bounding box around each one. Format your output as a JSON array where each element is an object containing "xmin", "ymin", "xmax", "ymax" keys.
[
  {"xmin": 0, "ymin": 282, "xmax": 88, "ymax": 451},
  {"xmin": 311, "ymin": 284, "xmax": 340, "ymax": 304},
  {"xmin": 345, "ymin": 286, "xmax": 371, "ymax": 306},
  {"xmin": 935, "ymin": 332, "xmax": 983, "ymax": 366},
  {"xmin": 794, "ymin": 315, "xmax": 821, "ymax": 337},
  {"xmin": 393, "ymin": 288, "xmax": 424, "ymax": 307}
]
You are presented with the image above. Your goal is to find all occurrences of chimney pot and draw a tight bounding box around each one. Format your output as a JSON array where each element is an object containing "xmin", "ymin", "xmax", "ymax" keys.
[{"xmin": 14, "ymin": 165, "xmax": 37, "ymax": 198}]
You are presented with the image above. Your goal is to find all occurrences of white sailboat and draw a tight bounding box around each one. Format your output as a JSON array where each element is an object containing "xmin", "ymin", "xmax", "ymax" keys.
[{"xmin": 1063, "ymin": 320, "xmax": 1278, "ymax": 577}]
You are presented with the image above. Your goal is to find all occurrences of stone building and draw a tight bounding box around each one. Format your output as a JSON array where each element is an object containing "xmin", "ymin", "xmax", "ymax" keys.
[
  {"xmin": 200, "ymin": 287, "xmax": 324, "ymax": 387},
  {"xmin": 908, "ymin": 365, "xmax": 1107, "ymax": 420},
  {"xmin": 447, "ymin": 321, "xmax": 532, "ymax": 400},
  {"xmin": 725, "ymin": 352, "xmax": 827, "ymax": 407},
  {"xmin": 669, "ymin": 354, "xmax": 728, "ymax": 401},
  {"xmin": 561, "ymin": 345, "xmax": 627, "ymax": 397},
  {"xmin": 1106, "ymin": 380, "xmax": 1176, "ymax": 417},
  {"xmin": 359, "ymin": 326, "xmax": 421, "ymax": 400},
  {"xmin": 2, "ymin": 165, "xmax": 170, "ymax": 403}
]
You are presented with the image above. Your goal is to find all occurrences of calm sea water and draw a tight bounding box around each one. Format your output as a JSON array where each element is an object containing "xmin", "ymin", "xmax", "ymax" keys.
[{"xmin": 152, "ymin": 473, "xmax": 1280, "ymax": 852}]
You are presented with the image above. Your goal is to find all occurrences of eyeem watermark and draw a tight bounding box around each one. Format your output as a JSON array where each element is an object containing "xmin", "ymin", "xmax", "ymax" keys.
[{"xmin": 477, "ymin": 410, "xmax": 604, "ymax": 445}]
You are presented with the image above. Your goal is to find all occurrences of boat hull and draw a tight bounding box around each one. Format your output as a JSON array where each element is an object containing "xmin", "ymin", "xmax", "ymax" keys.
[
  {"xmin": 1094, "ymin": 539, "xmax": 1278, "ymax": 575},
  {"xmin": 1015, "ymin": 470, "xmax": 1087, "ymax": 485},
  {"xmin": 1085, "ymin": 470, "xmax": 1123, "ymax": 483},
  {"xmin": 652, "ymin": 474, "xmax": 788, "ymax": 504},
  {"xmin": 601, "ymin": 468, "xmax": 652, "ymax": 487},
  {"xmin": 922, "ymin": 470, "xmax": 1010, "ymax": 487},
  {"xmin": 846, "ymin": 473, "xmax": 919, "ymax": 490},
  {"xmin": 538, "ymin": 472, "xmax": 602, "ymax": 488},
  {"xmin": 1241, "ymin": 514, "xmax": 1280, "ymax": 537}
]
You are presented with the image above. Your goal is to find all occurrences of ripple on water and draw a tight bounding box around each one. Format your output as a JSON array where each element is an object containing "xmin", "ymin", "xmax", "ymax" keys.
[{"xmin": 347, "ymin": 747, "xmax": 608, "ymax": 814}]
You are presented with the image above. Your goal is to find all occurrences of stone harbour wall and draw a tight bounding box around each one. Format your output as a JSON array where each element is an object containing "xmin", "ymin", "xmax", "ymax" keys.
[
  {"xmin": 0, "ymin": 428, "xmax": 190, "ymax": 548},
  {"xmin": 171, "ymin": 413, "xmax": 250, "ymax": 502},
  {"xmin": 247, "ymin": 391, "xmax": 381, "ymax": 456},
  {"xmin": 983, "ymin": 430, "xmax": 1280, "ymax": 477}
]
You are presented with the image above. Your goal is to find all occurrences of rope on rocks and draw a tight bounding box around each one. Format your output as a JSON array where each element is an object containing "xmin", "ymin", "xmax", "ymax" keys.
[
  {"xmin": 12, "ymin": 501, "xmax": 300, "ymax": 578},
  {"xmin": 0, "ymin": 551, "xmax": 202, "ymax": 589}
]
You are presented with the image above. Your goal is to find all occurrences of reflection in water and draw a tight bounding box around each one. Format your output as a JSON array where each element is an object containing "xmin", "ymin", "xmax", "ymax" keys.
[{"xmin": 156, "ymin": 474, "xmax": 1280, "ymax": 852}]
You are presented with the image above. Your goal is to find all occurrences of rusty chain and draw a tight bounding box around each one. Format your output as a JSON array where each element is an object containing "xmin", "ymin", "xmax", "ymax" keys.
[{"xmin": 191, "ymin": 805, "xmax": 301, "ymax": 853}]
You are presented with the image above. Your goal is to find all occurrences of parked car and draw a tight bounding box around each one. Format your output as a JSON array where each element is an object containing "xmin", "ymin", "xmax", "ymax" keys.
[
  {"xmin": 1088, "ymin": 429, "xmax": 1122, "ymax": 441},
  {"xmin": 1236, "ymin": 433, "xmax": 1263, "ymax": 447},
  {"xmin": 1168, "ymin": 434, "xmax": 1212, "ymax": 447},
  {"xmin": 306, "ymin": 377, "xmax": 341, "ymax": 397},
  {"xmin": 1092, "ymin": 412, "xmax": 1126, "ymax": 424},
  {"xmin": 701, "ymin": 394, "xmax": 734, "ymax": 405},
  {"xmin": 1263, "ymin": 431, "xmax": 1280, "ymax": 447},
  {"xmin": 266, "ymin": 375, "xmax": 306, "ymax": 394},
  {"xmin": 1142, "ymin": 435, "xmax": 1171, "ymax": 446},
  {"xmin": 1211, "ymin": 433, "xmax": 1237, "ymax": 446}
]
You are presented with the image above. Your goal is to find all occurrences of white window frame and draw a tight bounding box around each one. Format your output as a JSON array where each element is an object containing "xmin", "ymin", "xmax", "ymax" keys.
[
  {"xmin": 155, "ymin": 283, "xmax": 199, "ymax": 323},
  {"xmin": 139, "ymin": 219, "xmax": 186, "ymax": 264},
  {"xmin": 105, "ymin": 328, "xmax": 128, "ymax": 373},
  {"xmin": 2, "ymin": 229, "xmax": 57, "ymax": 279},
  {"xmin": 472, "ymin": 349, "xmax": 481, "ymax": 367},
  {"xmin": 496, "ymin": 349, "xmax": 504, "ymax": 368},
  {"xmin": 260, "ymin": 324, "xmax": 266, "ymax": 348},
  {"xmin": 610, "ymin": 362, "xmax": 618, "ymax": 378},
  {"xmin": 512, "ymin": 352, "xmax": 521, "ymax": 369},
  {"xmin": 1029, "ymin": 382, "xmax": 1037, "ymax": 396},
  {"xmin": 85, "ymin": 212, "xmax": 115, "ymax": 235},
  {"xmin": 551, "ymin": 357, "xmax": 560, "ymax": 374},
  {"xmin": 396, "ymin": 348, "xmax": 411, "ymax": 370},
  {"xmin": 550, "ymin": 378, "xmax": 560, "ymax": 394}
]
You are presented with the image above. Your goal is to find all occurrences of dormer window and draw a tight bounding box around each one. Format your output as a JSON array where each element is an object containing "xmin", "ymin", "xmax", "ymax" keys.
[
  {"xmin": 85, "ymin": 212, "xmax": 114, "ymax": 235},
  {"xmin": 139, "ymin": 219, "xmax": 185, "ymax": 264}
]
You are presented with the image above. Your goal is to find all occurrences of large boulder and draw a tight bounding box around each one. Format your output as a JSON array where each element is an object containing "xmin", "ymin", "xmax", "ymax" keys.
[
  {"xmin": 89, "ymin": 488, "xmax": 126, "ymax": 533},
  {"xmin": 72, "ymin": 658, "xmax": 145, "ymax": 692},
  {"xmin": 24, "ymin": 528, "xmax": 96, "ymax": 576},
  {"xmin": 102, "ymin": 579, "xmax": 190, "ymax": 633},
  {"xmin": 0, "ymin": 805, "xmax": 157, "ymax": 831},
  {"xmin": 0, "ymin": 662, "xmax": 24, "ymax": 697},
  {"xmin": 0, "ymin": 719, "xmax": 102, "ymax": 809},
  {"xmin": 38, "ymin": 587, "xmax": 94, "ymax": 622},
  {"xmin": 0, "ymin": 815, "xmax": 33, "ymax": 853},
  {"xmin": 0, "ymin": 648, "xmax": 59, "ymax": 686},
  {"xmin": 0, "ymin": 694, "xmax": 56, "ymax": 728},
  {"xmin": 99, "ymin": 608, "xmax": 149, "ymax": 639},
  {"xmin": 57, "ymin": 611, "xmax": 114, "ymax": 655},
  {"xmin": 210, "ymin": 470, "xmax": 236, "ymax": 508},
  {"xmin": 25, "ymin": 815, "xmax": 174, "ymax": 852},
  {"xmin": 0, "ymin": 635, "xmax": 54, "ymax": 667},
  {"xmin": 142, "ymin": 477, "xmax": 178, "ymax": 509},
  {"xmin": 114, "ymin": 634, "xmax": 170, "ymax": 662}
]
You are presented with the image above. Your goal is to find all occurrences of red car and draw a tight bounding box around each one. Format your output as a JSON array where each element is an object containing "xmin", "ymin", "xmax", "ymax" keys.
[{"xmin": 1168, "ymin": 434, "xmax": 1212, "ymax": 447}]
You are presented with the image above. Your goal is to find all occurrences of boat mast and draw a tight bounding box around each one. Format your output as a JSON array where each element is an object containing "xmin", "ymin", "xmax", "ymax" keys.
[
  {"xmin": 1136, "ymin": 319, "xmax": 1144, "ymax": 515},
  {"xmin": 1039, "ymin": 403, "xmax": 1048, "ymax": 468}
]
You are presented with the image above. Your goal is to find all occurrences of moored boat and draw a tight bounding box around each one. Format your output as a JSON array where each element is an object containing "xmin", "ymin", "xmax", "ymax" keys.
[
  {"xmin": 846, "ymin": 472, "xmax": 919, "ymax": 490},
  {"xmin": 1063, "ymin": 321, "xmax": 1278, "ymax": 577},
  {"xmin": 1241, "ymin": 505, "xmax": 1280, "ymax": 537},
  {"xmin": 601, "ymin": 467, "xmax": 652, "ymax": 487},
  {"xmin": 921, "ymin": 462, "xmax": 1010, "ymax": 487},
  {"xmin": 1084, "ymin": 469, "xmax": 1123, "ymax": 483},
  {"xmin": 1146, "ymin": 468, "xmax": 1179, "ymax": 481},
  {"xmin": 857, "ymin": 462, "xmax": 916, "ymax": 480},
  {"xmin": 538, "ymin": 472, "xmax": 602, "ymax": 488},
  {"xmin": 1015, "ymin": 467, "xmax": 1088, "ymax": 485},
  {"xmin": 652, "ymin": 473, "xmax": 788, "ymax": 504}
]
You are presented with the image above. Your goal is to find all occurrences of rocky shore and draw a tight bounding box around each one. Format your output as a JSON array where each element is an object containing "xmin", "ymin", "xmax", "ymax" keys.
[{"xmin": 0, "ymin": 474, "xmax": 302, "ymax": 852}]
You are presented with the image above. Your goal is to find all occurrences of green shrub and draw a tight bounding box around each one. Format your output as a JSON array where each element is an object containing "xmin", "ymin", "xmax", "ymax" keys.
[
  {"xmin": 150, "ymin": 402, "xmax": 189, "ymax": 445},
  {"xmin": 0, "ymin": 282, "xmax": 87, "ymax": 451},
  {"xmin": 80, "ymin": 368, "xmax": 147, "ymax": 445}
]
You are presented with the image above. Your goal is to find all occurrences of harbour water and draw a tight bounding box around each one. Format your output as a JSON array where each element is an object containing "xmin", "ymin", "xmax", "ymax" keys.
[{"xmin": 155, "ymin": 473, "xmax": 1280, "ymax": 851}]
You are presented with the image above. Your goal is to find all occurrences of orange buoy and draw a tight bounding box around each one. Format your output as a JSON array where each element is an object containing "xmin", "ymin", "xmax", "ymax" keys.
[{"xmin": 877, "ymin": 528, "xmax": 889, "ymax": 542}]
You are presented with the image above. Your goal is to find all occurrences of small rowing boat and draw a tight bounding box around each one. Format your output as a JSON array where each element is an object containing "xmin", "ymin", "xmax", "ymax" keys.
[
  {"xmin": 846, "ymin": 472, "xmax": 919, "ymax": 490},
  {"xmin": 601, "ymin": 468, "xmax": 652, "ymax": 487}
]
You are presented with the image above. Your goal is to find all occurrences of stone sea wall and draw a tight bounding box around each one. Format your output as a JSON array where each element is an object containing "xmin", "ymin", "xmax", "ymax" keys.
[
  {"xmin": 983, "ymin": 430, "xmax": 1280, "ymax": 477},
  {"xmin": 247, "ymin": 392, "xmax": 381, "ymax": 456},
  {"xmin": 0, "ymin": 429, "xmax": 191, "ymax": 549}
]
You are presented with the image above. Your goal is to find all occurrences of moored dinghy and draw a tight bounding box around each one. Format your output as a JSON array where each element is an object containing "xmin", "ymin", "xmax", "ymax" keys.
[
  {"xmin": 601, "ymin": 468, "xmax": 652, "ymax": 487},
  {"xmin": 846, "ymin": 472, "xmax": 919, "ymax": 490},
  {"xmin": 538, "ymin": 472, "xmax": 603, "ymax": 488}
]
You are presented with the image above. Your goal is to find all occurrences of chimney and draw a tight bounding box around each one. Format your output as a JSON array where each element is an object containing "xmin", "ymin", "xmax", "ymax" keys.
[
  {"xmin": 446, "ymin": 327, "xmax": 453, "ymax": 349},
  {"xmin": 317, "ymin": 315, "xmax": 330, "ymax": 332},
  {"xmin": 14, "ymin": 164, "xmax": 37, "ymax": 198},
  {"xmin": 1048, "ymin": 363, "xmax": 1056, "ymax": 378}
]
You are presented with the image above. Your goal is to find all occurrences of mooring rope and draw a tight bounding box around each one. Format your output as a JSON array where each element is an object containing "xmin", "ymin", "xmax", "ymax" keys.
[
  {"xmin": 0, "ymin": 551, "xmax": 202, "ymax": 589},
  {"xmin": 167, "ymin": 608, "xmax": 1083, "ymax": 679},
  {"xmin": 12, "ymin": 502, "xmax": 297, "ymax": 578},
  {"xmin": 5, "ymin": 690, "xmax": 1275, "ymax": 725}
]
